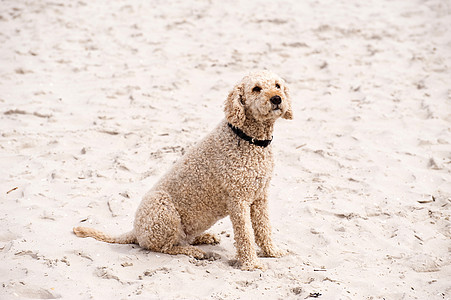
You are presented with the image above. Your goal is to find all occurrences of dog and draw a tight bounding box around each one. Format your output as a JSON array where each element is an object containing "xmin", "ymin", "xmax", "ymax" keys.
[{"xmin": 74, "ymin": 70, "xmax": 293, "ymax": 270}]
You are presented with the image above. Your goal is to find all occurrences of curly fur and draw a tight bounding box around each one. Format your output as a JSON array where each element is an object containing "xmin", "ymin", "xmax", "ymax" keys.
[{"xmin": 74, "ymin": 70, "xmax": 293, "ymax": 270}]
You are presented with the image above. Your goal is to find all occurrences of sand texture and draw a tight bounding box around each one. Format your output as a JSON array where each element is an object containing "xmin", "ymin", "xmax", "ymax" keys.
[{"xmin": 1, "ymin": 0, "xmax": 450, "ymax": 299}]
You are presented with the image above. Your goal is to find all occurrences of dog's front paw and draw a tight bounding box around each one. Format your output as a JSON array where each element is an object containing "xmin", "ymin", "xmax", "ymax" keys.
[
  {"xmin": 261, "ymin": 246, "xmax": 287, "ymax": 258},
  {"xmin": 240, "ymin": 260, "xmax": 267, "ymax": 271}
]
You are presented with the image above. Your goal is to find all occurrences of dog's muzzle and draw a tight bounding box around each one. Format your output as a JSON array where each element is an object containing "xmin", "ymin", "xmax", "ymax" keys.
[
  {"xmin": 270, "ymin": 95, "xmax": 282, "ymax": 110},
  {"xmin": 270, "ymin": 95, "xmax": 281, "ymax": 105}
]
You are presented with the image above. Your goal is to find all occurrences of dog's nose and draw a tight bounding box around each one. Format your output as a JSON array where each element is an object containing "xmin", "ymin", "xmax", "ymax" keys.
[{"xmin": 270, "ymin": 95, "xmax": 281, "ymax": 105}]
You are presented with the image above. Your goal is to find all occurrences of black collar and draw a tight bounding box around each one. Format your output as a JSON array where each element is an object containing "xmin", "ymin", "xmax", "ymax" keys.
[{"xmin": 227, "ymin": 123, "xmax": 272, "ymax": 148}]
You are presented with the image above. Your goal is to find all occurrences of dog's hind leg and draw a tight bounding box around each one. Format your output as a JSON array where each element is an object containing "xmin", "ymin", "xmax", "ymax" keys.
[
  {"xmin": 134, "ymin": 191, "xmax": 209, "ymax": 259},
  {"xmin": 133, "ymin": 191, "xmax": 189, "ymax": 253}
]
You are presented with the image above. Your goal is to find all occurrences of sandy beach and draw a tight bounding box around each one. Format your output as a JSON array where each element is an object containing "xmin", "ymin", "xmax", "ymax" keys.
[{"xmin": 1, "ymin": 0, "xmax": 450, "ymax": 299}]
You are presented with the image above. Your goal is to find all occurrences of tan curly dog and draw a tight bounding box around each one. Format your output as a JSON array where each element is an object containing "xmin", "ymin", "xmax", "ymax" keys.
[{"xmin": 74, "ymin": 70, "xmax": 293, "ymax": 270}]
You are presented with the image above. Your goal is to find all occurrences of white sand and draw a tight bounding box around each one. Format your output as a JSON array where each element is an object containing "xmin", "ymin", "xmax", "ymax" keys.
[{"xmin": 1, "ymin": 0, "xmax": 450, "ymax": 299}]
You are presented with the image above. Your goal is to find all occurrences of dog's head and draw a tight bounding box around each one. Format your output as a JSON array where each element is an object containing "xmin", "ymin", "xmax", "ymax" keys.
[{"xmin": 224, "ymin": 70, "xmax": 293, "ymax": 128}]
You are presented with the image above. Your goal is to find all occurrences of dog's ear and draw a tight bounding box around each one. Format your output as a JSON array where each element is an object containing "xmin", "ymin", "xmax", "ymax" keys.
[
  {"xmin": 224, "ymin": 83, "xmax": 246, "ymax": 127},
  {"xmin": 282, "ymin": 84, "xmax": 293, "ymax": 120}
]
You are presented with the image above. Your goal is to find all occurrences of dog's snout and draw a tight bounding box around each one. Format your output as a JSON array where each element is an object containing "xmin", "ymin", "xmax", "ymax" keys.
[{"xmin": 270, "ymin": 95, "xmax": 281, "ymax": 105}]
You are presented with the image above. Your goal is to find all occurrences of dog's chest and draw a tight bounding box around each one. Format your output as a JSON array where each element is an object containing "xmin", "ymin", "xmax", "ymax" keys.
[
  {"xmin": 247, "ymin": 152, "xmax": 273, "ymax": 179},
  {"xmin": 227, "ymin": 148, "xmax": 274, "ymax": 198}
]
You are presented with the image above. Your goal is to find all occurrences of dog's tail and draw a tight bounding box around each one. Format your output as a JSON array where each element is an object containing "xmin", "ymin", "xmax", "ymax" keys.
[{"xmin": 73, "ymin": 227, "xmax": 137, "ymax": 244}]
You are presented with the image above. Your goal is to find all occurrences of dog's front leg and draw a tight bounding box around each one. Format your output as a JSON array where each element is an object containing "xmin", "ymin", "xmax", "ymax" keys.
[
  {"xmin": 251, "ymin": 197, "xmax": 285, "ymax": 258},
  {"xmin": 228, "ymin": 201, "xmax": 265, "ymax": 271}
]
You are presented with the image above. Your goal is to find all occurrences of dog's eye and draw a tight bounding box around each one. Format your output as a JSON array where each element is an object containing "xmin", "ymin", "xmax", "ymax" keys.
[
  {"xmin": 252, "ymin": 86, "xmax": 262, "ymax": 93},
  {"xmin": 275, "ymin": 83, "xmax": 281, "ymax": 89}
]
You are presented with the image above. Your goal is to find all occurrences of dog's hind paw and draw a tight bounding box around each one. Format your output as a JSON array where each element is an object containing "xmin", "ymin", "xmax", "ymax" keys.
[{"xmin": 192, "ymin": 233, "xmax": 220, "ymax": 245}]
